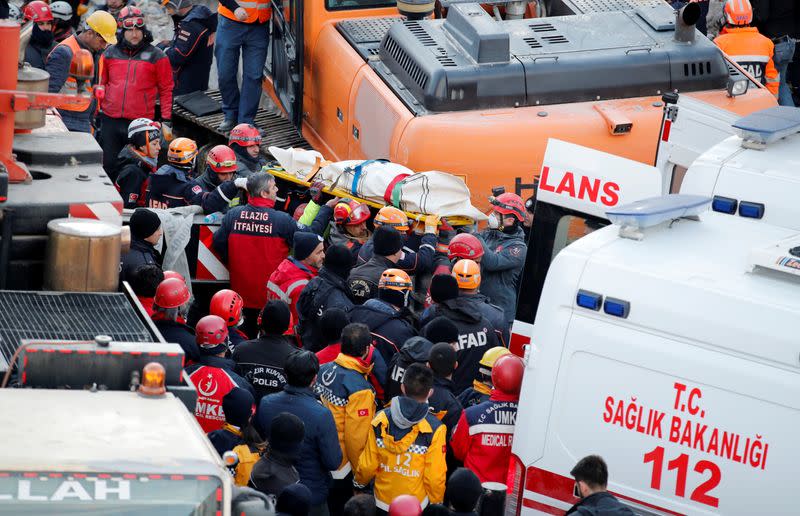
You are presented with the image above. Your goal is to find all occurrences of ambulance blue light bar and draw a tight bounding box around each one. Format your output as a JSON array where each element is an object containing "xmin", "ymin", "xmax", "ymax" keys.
[
  {"xmin": 732, "ymin": 106, "xmax": 800, "ymax": 146},
  {"xmin": 712, "ymin": 195, "xmax": 737, "ymax": 215},
  {"xmin": 739, "ymin": 201, "xmax": 765, "ymax": 219},
  {"xmin": 606, "ymin": 194, "xmax": 711, "ymax": 230},
  {"xmin": 604, "ymin": 297, "xmax": 630, "ymax": 318},
  {"xmin": 576, "ymin": 290, "xmax": 602, "ymax": 311}
]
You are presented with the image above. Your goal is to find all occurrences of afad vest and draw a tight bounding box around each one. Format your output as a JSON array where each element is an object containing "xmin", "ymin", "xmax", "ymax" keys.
[{"xmin": 218, "ymin": 0, "xmax": 271, "ymax": 24}]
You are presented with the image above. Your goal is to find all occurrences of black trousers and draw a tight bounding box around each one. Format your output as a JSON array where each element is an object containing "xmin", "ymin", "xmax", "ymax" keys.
[{"xmin": 97, "ymin": 114, "xmax": 132, "ymax": 181}]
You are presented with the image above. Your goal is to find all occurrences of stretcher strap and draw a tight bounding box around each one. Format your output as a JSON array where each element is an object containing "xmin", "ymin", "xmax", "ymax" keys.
[
  {"xmin": 351, "ymin": 159, "xmax": 388, "ymax": 196},
  {"xmin": 383, "ymin": 173, "xmax": 411, "ymax": 204}
]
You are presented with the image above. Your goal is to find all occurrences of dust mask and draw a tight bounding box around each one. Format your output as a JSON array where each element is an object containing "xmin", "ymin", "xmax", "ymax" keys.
[{"xmin": 487, "ymin": 213, "xmax": 501, "ymax": 230}]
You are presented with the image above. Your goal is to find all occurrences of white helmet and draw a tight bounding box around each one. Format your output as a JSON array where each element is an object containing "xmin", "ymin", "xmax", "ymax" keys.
[
  {"xmin": 128, "ymin": 118, "xmax": 162, "ymax": 139},
  {"xmin": 8, "ymin": 3, "xmax": 22, "ymax": 22},
  {"xmin": 49, "ymin": 1, "xmax": 73, "ymax": 21}
]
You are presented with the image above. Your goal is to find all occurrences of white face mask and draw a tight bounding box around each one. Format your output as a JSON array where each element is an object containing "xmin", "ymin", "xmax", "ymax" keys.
[{"xmin": 487, "ymin": 213, "xmax": 500, "ymax": 229}]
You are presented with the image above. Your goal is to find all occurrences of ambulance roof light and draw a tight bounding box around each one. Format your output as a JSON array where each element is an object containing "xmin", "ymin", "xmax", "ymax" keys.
[
  {"xmin": 732, "ymin": 106, "xmax": 800, "ymax": 149},
  {"xmin": 606, "ymin": 194, "xmax": 710, "ymax": 239}
]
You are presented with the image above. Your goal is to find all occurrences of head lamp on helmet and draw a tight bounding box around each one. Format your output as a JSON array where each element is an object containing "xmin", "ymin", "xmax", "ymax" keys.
[{"xmin": 489, "ymin": 192, "xmax": 526, "ymax": 222}]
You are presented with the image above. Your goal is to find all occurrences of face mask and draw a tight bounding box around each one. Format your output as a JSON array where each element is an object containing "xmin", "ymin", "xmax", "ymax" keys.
[{"xmin": 487, "ymin": 213, "xmax": 501, "ymax": 230}]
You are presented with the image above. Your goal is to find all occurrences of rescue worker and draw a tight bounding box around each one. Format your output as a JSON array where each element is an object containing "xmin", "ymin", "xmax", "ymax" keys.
[
  {"xmin": 384, "ymin": 336, "xmax": 432, "ymax": 403},
  {"xmin": 427, "ymin": 342, "xmax": 461, "ymax": 437},
  {"xmin": 152, "ymin": 277, "xmax": 201, "ymax": 363},
  {"xmin": 348, "ymin": 225, "xmax": 404, "ymax": 305},
  {"xmin": 213, "ymin": 172, "xmax": 335, "ymax": 337},
  {"xmin": 314, "ymin": 309, "xmax": 350, "ymax": 365},
  {"xmin": 450, "ymin": 353, "xmax": 524, "ymax": 484},
  {"xmin": 566, "ymin": 455, "xmax": 635, "ymax": 515},
  {"xmin": 249, "ymin": 412, "xmax": 305, "ymax": 497},
  {"xmin": 330, "ymin": 200, "xmax": 372, "ymax": 265},
  {"xmin": 210, "ymin": 289, "xmax": 248, "ymax": 349},
  {"xmin": 146, "ymin": 137, "xmax": 201, "ymax": 209},
  {"xmin": 714, "ymin": 0, "xmax": 780, "ymax": 97},
  {"xmin": 207, "ymin": 387, "xmax": 254, "ymax": 456},
  {"xmin": 23, "ymin": 2, "xmax": 55, "ymax": 70},
  {"xmin": 356, "ymin": 207, "xmax": 438, "ymax": 276},
  {"xmin": 348, "ymin": 268, "xmax": 418, "ymax": 365},
  {"xmin": 456, "ymin": 346, "xmax": 510, "ymax": 408},
  {"xmin": 451, "ymin": 259, "xmax": 508, "ymax": 344},
  {"xmin": 185, "ymin": 315, "xmax": 255, "ymax": 432},
  {"xmin": 128, "ymin": 264, "xmax": 163, "ymax": 316},
  {"xmin": 420, "ymin": 315, "xmax": 460, "ymax": 350},
  {"xmin": 296, "ymin": 244, "xmax": 356, "ymax": 351},
  {"xmin": 192, "ymin": 144, "xmax": 242, "ymax": 214},
  {"xmin": 120, "ymin": 208, "xmax": 162, "ymax": 284},
  {"xmin": 444, "ymin": 468, "xmax": 483, "ymax": 516},
  {"xmin": 256, "ymin": 350, "xmax": 343, "ymax": 514},
  {"xmin": 228, "ymin": 123, "xmax": 266, "ymax": 176},
  {"xmin": 232, "ymin": 300, "xmax": 295, "ymax": 402},
  {"xmin": 479, "ymin": 192, "xmax": 528, "ymax": 328},
  {"xmin": 420, "ymin": 261, "xmax": 504, "ymax": 394},
  {"xmin": 50, "ymin": 1, "xmax": 75, "ymax": 43},
  {"xmin": 159, "ymin": 0, "xmax": 217, "ymax": 96},
  {"xmin": 114, "ymin": 118, "xmax": 161, "ymax": 208},
  {"xmin": 46, "ymin": 10, "xmax": 116, "ymax": 133},
  {"xmin": 314, "ymin": 322, "xmax": 377, "ymax": 514},
  {"xmin": 266, "ymin": 232, "xmax": 325, "ymax": 331},
  {"xmin": 97, "ymin": 6, "xmax": 174, "ymax": 177},
  {"xmin": 214, "ymin": 0, "xmax": 270, "ymax": 131},
  {"xmin": 354, "ymin": 363, "xmax": 447, "ymax": 513},
  {"xmin": 448, "ymin": 233, "xmax": 484, "ymax": 264}
]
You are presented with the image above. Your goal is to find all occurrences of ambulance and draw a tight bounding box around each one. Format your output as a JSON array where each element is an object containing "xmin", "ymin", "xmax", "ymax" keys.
[{"xmin": 506, "ymin": 106, "xmax": 800, "ymax": 515}]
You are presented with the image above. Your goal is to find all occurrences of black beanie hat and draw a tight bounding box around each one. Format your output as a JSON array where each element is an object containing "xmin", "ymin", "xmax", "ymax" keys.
[
  {"xmin": 372, "ymin": 225, "xmax": 403, "ymax": 257},
  {"xmin": 323, "ymin": 244, "xmax": 353, "ymax": 279},
  {"xmin": 293, "ymin": 232, "xmax": 323, "ymax": 261},
  {"xmin": 446, "ymin": 467, "xmax": 483, "ymax": 512},
  {"xmin": 222, "ymin": 387, "xmax": 254, "ymax": 429},
  {"xmin": 269, "ymin": 412, "xmax": 305, "ymax": 457},
  {"xmin": 378, "ymin": 288, "xmax": 408, "ymax": 309},
  {"xmin": 429, "ymin": 274, "xmax": 459, "ymax": 304},
  {"xmin": 129, "ymin": 208, "xmax": 161, "ymax": 240},
  {"xmin": 319, "ymin": 308, "xmax": 350, "ymax": 344},
  {"xmin": 423, "ymin": 316, "xmax": 460, "ymax": 344},
  {"xmin": 259, "ymin": 300, "xmax": 291, "ymax": 335},
  {"xmin": 276, "ymin": 483, "xmax": 312, "ymax": 516}
]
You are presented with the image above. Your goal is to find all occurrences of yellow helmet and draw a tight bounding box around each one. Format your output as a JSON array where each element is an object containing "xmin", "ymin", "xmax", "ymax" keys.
[
  {"xmin": 86, "ymin": 10, "xmax": 118, "ymax": 44},
  {"xmin": 479, "ymin": 346, "xmax": 511, "ymax": 368}
]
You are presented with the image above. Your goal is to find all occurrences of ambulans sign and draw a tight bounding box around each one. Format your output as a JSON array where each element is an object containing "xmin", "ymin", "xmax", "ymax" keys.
[{"xmin": 537, "ymin": 139, "xmax": 662, "ymax": 220}]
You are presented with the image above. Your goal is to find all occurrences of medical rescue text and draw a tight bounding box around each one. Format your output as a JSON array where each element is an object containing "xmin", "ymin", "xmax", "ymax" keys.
[{"xmin": 601, "ymin": 382, "xmax": 769, "ymax": 508}]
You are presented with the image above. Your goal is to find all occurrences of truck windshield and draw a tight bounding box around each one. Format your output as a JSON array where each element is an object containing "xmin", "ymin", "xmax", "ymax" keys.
[
  {"xmin": 0, "ymin": 471, "xmax": 222, "ymax": 515},
  {"xmin": 326, "ymin": 0, "xmax": 396, "ymax": 11}
]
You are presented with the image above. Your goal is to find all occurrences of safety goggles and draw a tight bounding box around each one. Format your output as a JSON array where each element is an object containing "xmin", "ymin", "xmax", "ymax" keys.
[{"xmin": 120, "ymin": 16, "xmax": 145, "ymax": 29}]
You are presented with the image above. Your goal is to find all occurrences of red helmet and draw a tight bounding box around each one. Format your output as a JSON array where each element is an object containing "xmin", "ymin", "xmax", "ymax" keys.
[
  {"xmin": 491, "ymin": 354, "xmax": 525, "ymax": 396},
  {"xmin": 448, "ymin": 233, "xmax": 484, "ymax": 261},
  {"xmin": 163, "ymin": 270, "xmax": 186, "ymax": 283},
  {"xmin": 154, "ymin": 278, "xmax": 190, "ymax": 309},
  {"xmin": 207, "ymin": 145, "xmax": 238, "ymax": 174},
  {"xmin": 292, "ymin": 203, "xmax": 308, "ymax": 221},
  {"xmin": 333, "ymin": 200, "xmax": 371, "ymax": 226},
  {"xmin": 490, "ymin": 192, "xmax": 526, "ymax": 222},
  {"xmin": 118, "ymin": 6, "xmax": 145, "ymax": 29},
  {"xmin": 210, "ymin": 289, "xmax": 243, "ymax": 326},
  {"xmin": 195, "ymin": 315, "xmax": 229, "ymax": 347},
  {"xmin": 228, "ymin": 124, "xmax": 261, "ymax": 147},
  {"xmin": 388, "ymin": 495, "xmax": 422, "ymax": 516},
  {"xmin": 24, "ymin": 1, "xmax": 54, "ymax": 23}
]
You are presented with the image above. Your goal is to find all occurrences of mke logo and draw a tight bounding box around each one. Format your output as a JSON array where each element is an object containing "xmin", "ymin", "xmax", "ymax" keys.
[{"xmin": 539, "ymin": 166, "xmax": 620, "ymax": 207}]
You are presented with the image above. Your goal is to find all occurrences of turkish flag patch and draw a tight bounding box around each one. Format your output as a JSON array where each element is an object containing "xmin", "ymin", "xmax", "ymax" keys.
[{"xmin": 358, "ymin": 409, "xmax": 369, "ymax": 417}]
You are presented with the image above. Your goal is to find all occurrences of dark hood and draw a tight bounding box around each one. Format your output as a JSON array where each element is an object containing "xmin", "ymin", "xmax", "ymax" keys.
[
  {"xmin": 197, "ymin": 169, "xmax": 221, "ymax": 190},
  {"xmin": 440, "ymin": 297, "xmax": 482, "ymax": 324},
  {"xmin": 389, "ymin": 396, "xmax": 429, "ymax": 429},
  {"xmin": 398, "ymin": 336, "xmax": 433, "ymax": 364}
]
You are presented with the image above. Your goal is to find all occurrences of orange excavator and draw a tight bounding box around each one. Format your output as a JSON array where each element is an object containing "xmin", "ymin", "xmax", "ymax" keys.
[{"xmin": 261, "ymin": 0, "xmax": 776, "ymax": 208}]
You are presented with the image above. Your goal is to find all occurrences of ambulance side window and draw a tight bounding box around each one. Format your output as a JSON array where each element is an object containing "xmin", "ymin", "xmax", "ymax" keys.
[{"xmin": 552, "ymin": 215, "xmax": 605, "ymax": 261}]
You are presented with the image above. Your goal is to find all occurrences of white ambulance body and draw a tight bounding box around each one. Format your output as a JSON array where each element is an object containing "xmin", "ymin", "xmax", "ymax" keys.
[{"xmin": 507, "ymin": 107, "xmax": 800, "ymax": 515}]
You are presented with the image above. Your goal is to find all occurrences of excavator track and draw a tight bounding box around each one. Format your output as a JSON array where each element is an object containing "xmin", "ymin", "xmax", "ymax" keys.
[{"xmin": 171, "ymin": 89, "xmax": 310, "ymax": 158}]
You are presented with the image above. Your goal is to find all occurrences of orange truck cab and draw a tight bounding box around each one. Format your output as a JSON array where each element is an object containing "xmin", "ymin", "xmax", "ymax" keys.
[{"xmin": 264, "ymin": 0, "xmax": 776, "ymax": 210}]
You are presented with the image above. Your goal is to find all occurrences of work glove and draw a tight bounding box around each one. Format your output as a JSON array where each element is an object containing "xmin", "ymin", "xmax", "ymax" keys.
[
  {"xmin": 93, "ymin": 85, "xmax": 105, "ymax": 101},
  {"xmin": 309, "ymin": 180, "xmax": 327, "ymax": 204},
  {"xmin": 424, "ymin": 214, "xmax": 440, "ymax": 235},
  {"xmin": 161, "ymin": 122, "xmax": 174, "ymax": 142},
  {"xmin": 234, "ymin": 6, "xmax": 248, "ymax": 20},
  {"xmin": 234, "ymin": 177, "xmax": 248, "ymax": 189}
]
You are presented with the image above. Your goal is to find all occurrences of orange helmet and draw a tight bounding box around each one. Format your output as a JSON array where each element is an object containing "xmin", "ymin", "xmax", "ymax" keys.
[
  {"xmin": 451, "ymin": 259, "xmax": 481, "ymax": 290},
  {"xmin": 167, "ymin": 137, "xmax": 198, "ymax": 167},
  {"xmin": 154, "ymin": 277, "xmax": 190, "ymax": 309},
  {"xmin": 374, "ymin": 206, "xmax": 409, "ymax": 232},
  {"xmin": 334, "ymin": 200, "xmax": 371, "ymax": 226},
  {"xmin": 378, "ymin": 268, "xmax": 413, "ymax": 291},
  {"xmin": 210, "ymin": 289, "xmax": 243, "ymax": 326},
  {"xmin": 490, "ymin": 192, "xmax": 526, "ymax": 222},
  {"xmin": 448, "ymin": 233, "xmax": 484, "ymax": 261},
  {"xmin": 207, "ymin": 145, "xmax": 238, "ymax": 174},
  {"xmin": 724, "ymin": 0, "xmax": 752, "ymax": 25},
  {"xmin": 228, "ymin": 123, "xmax": 261, "ymax": 147},
  {"xmin": 491, "ymin": 354, "xmax": 524, "ymax": 396}
]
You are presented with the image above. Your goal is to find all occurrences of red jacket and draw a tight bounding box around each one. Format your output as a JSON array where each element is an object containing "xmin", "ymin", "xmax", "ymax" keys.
[
  {"xmin": 99, "ymin": 42, "xmax": 174, "ymax": 121},
  {"xmin": 450, "ymin": 390, "xmax": 518, "ymax": 484},
  {"xmin": 316, "ymin": 343, "xmax": 341, "ymax": 365},
  {"xmin": 267, "ymin": 257, "xmax": 318, "ymax": 332},
  {"xmin": 185, "ymin": 355, "xmax": 255, "ymax": 433}
]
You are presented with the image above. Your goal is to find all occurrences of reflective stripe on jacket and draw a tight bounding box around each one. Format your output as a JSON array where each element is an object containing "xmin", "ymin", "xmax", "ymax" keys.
[
  {"xmin": 217, "ymin": 0, "xmax": 271, "ymax": 24},
  {"xmin": 714, "ymin": 27, "xmax": 779, "ymax": 96}
]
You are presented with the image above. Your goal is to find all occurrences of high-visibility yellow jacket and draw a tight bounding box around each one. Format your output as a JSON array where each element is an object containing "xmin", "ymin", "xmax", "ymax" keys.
[
  {"xmin": 315, "ymin": 354, "xmax": 376, "ymax": 479},
  {"xmin": 354, "ymin": 405, "xmax": 447, "ymax": 511}
]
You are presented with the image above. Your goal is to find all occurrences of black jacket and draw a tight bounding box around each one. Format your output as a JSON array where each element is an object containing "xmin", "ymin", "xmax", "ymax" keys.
[
  {"xmin": 348, "ymin": 254, "xmax": 396, "ymax": 305},
  {"xmin": 25, "ymin": 38, "xmax": 54, "ymax": 70},
  {"xmin": 234, "ymin": 147, "xmax": 267, "ymax": 177},
  {"xmin": 208, "ymin": 426, "xmax": 245, "ymax": 457},
  {"xmin": 232, "ymin": 334, "xmax": 297, "ymax": 402},
  {"xmin": 153, "ymin": 318, "xmax": 201, "ymax": 364},
  {"xmin": 384, "ymin": 336, "xmax": 432, "ymax": 402},
  {"xmin": 163, "ymin": 5, "xmax": 217, "ymax": 95},
  {"xmin": 566, "ymin": 492, "xmax": 635, "ymax": 515},
  {"xmin": 192, "ymin": 169, "xmax": 240, "ymax": 214},
  {"xmin": 115, "ymin": 145, "xmax": 157, "ymax": 208},
  {"xmin": 458, "ymin": 293, "xmax": 509, "ymax": 346},
  {"xmin": 296, "ymin": 267, "xmax": 355, "ymax": 351},
  {"xmin": 456, "ymin": 386, "xmax": 489, "ymax": 408},
  {"xmin": 249, "ymin": 450, "xmax": 300, "ymax": 498},
  {"xmin": 420, "ymin": 298, "xmax": 501, "ymax": 394},
  {"xmin": 120, "ymin": 238, "xmax": 162, "ymax": 285},
  {"xmin": 428, "ymin": 376, "xmax": 462, "ymax": 436},
  {"xmin": 754, "ymin": 0, "xmax": 797, "ymax": 39},
  {"xmin": 348, "ymin": 298, "xmax": 418, "ymax": 365},
  {"xmin": 356, "ymin": 232, "xmax": 438, "ymax": 275}
]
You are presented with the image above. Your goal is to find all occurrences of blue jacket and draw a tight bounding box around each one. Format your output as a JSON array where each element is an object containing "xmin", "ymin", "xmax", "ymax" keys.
[
  {"xmin": 348, "ymin": 298, "xmax": 418, "ymax": 365},
  {"xmin": 256, "ymin": 385, "xmax": 342, "ymax": 505},
  {"xmin": 163, "ymin": 5, "xmax": 216, "ymax": 96},
  {"xmin": 479, "ymin": 227, "xmax": 527, "ymax": 327},
  {"xmin": 566, "ymin": 492, "xmax": 635, "ymax": 515},
  {"xmin": 45, "ymin": 38, "xmax": 98, "ymax": 132}
]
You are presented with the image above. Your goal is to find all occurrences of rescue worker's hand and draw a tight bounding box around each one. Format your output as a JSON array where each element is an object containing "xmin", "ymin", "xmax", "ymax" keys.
[
  {"xmin": 234, "ymin": 6, "xmax": 248, "ymax": 20},
  {"xmin": 424, "ymin": 214, "xmax": 440, "ymax": 235},
  {"xmin": 234, "ymin": 177, "xmax": 248, "ymax": 189},
  {"xmin": 309, "ymin": 180, "xmax": 327, "ymax": 204},
  {"xmin": 93, "ymin": 85, "xmax": 105, "ymax": 101},
  {"xmin": 161, "ymin": 122, "xmax": 174, "ymax": 142}
]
